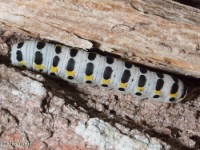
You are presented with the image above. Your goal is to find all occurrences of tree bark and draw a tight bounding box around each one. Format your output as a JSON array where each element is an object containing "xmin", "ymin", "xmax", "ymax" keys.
[
  {"xmin": 1, "ymin": 1, "xmax": 200, "ymax": 150},
  {"xmin": 0, "ymin": 0, "xmax": 200, "ymax": 77}
]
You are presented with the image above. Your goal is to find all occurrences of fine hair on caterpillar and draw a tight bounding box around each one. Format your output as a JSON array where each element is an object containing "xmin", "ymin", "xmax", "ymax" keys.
[{"xmin": 10, "ymin": 40, "xmax": 187, "ymax": 103}]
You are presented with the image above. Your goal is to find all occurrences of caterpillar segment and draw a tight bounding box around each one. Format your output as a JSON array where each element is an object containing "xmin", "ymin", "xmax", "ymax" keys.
[{"xmin": 10, "ymin": 40, "xmax": 187, "ymax": 103}]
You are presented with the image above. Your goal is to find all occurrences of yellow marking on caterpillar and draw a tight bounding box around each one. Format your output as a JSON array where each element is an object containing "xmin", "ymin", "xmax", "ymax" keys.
[
  {"xmin": 102, "ymin": 79, "xmax": 110, "ymax": 85},
  {"xmin": 66, "ymin": 71, "xmax": 75, "ymax": 77},
  {"xmin": 136, "ymin": 87, "xmax": 144, "ymax": 92},
  {"xmin": 84, "ymin": 75, "xmax": 93, "ymax": 81},
  {"xmin": 169, "ymin": 93, "xmax": 177, "ymax": 98},
  {"xmin": 50, "ymin": 66, "xmax": 58, "ymax": 73},
  {"xmin": 119, "ymin": 83, "xmax": 127, "ymax": 88},
  {"xmin": 34, "ymin": 64, "xmax": 45, "ymax": 70},
  {"xmin": 18, "ymin": 61, "xmax": 27, "ymax": 67},
  {"xmin": 154, "ymin": 90, "xmax": 161, "ymax": 95}
]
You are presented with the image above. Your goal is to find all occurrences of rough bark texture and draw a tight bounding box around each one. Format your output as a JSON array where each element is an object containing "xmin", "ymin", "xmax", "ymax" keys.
[
  {"xmin": 0, "ymin": 0, "xmax": 200, "ymax": 150},
  {"xmin": 0, "ymin": 0, "xmax": 200, "ymax": 77}
]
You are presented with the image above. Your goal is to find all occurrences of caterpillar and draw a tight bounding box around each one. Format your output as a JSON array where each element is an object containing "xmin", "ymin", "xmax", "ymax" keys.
[{"xmin": 10, "ymin": 40, "xmax": 187, "ymax": 103}]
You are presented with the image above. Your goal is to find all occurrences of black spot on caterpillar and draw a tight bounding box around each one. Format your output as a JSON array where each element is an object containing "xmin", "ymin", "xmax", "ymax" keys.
[{"xmin": 10, "ymin": 40, "xmax": 187, "ymax": 103}]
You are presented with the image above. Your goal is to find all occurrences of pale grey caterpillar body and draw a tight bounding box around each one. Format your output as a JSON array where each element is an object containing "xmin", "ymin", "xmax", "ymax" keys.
[{"xmin": 10, "ymin": 40, "xmax": 187, "ymax": 103}]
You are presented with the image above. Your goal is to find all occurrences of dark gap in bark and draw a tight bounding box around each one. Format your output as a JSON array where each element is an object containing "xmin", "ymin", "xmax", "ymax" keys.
[{"xmin": 173, "ymin": 0, "xmax": 200, "ymax": 9}]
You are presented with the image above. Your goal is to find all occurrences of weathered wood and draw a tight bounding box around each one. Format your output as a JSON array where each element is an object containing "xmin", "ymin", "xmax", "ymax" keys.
[{"xmin": 0, "ymin": 0, "xmax": 200, "ymax": 77}]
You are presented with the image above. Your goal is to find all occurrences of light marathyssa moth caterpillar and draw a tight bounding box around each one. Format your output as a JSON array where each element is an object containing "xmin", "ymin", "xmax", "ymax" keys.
[{"xmin": 10, "ymin": 40, "xmax": 187, "ymax": 103}]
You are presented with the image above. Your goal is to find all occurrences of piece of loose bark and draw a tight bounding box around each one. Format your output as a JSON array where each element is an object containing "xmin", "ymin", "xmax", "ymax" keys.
[{"xmin": 0, "ymin": 0, "xmax": 199, "ymax": 77}]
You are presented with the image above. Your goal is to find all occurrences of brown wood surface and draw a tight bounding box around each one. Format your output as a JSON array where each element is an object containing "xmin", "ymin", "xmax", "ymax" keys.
[{"xmin": 0, "ymin": 0, "xmax": 200, "ymax": 77}]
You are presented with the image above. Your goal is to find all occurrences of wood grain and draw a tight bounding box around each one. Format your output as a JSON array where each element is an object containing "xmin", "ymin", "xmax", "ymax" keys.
[{"xmin": 0, "ymin": 0, "xmax": 199, "ymax": 77}]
